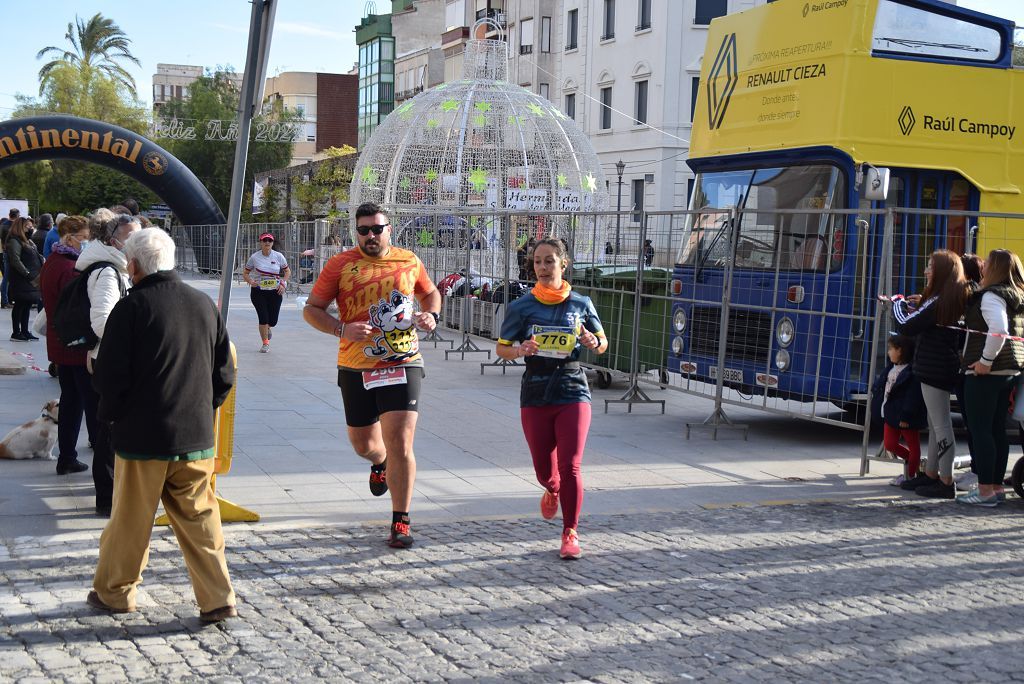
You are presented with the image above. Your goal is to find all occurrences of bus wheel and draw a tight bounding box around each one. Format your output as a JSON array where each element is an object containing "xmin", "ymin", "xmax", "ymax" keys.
[
  {"xmin": 1012, "ymin": 456, "xmax": 1024, "ymax": 499},
  {"xmin": 596, "ymin": 370, "xmax": 612, "ymax": 389},
  {"xmin": 48, "ymin": 362, "xmax": 57, "ymax": 378},
  {"xmin": 659, "ymin": 369, "xmax": 669, "ymax": 388}
]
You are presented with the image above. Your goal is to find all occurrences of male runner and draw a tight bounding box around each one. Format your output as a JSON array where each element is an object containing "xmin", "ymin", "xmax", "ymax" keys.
[{"xmin": 303, "ymin": 202, "xmax": 441, "ymax": 548}]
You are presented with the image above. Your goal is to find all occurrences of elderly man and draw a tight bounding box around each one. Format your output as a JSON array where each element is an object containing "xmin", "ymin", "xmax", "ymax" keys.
[{"xmin": 87, "ymin": 228, "xmax": 237, "ymax": 622}]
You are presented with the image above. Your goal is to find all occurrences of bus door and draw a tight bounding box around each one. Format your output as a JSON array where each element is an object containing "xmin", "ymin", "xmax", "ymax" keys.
[{"xmin": 855, "ymin": 170, "xmax": 979, "ymax": 392}]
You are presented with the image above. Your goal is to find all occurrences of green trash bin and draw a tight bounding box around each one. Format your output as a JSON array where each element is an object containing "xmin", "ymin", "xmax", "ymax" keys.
[{"xmin": 575, "ymin": 265, "xmax": 671, "ymax": 384}]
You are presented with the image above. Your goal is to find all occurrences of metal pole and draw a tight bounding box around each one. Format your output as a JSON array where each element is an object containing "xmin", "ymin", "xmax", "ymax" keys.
[
  {"xmin": 217, "ymin": 0, "xmax": 277, "ymax": 320},
  {"xmin": 615, "ymin": 170, "xmax": 623, "ymax": 255}
]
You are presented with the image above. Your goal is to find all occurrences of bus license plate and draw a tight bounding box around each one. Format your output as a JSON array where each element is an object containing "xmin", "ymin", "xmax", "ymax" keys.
[{"xmin": 708, "ymin": 366, "xmax": 744, "ymax": 383}]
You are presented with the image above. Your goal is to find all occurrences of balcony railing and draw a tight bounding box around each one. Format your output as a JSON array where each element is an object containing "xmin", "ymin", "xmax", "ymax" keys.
[
  {"xmin": 601, "ymin": 32, "xmax": 615, "ymax": 40},
  {"xmin": 519, "ymin": 44, "xmax": 533, "ymax": 55}
]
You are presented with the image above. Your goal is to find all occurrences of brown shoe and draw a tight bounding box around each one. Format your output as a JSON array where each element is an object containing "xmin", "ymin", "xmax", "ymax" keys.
[
  {"xmin": 199, "ymin": 605, "xmax": 238, "ymax": 623},
  {"xmin": 86, "ymin": 590, "xmax": 135, "ymax": 614}
]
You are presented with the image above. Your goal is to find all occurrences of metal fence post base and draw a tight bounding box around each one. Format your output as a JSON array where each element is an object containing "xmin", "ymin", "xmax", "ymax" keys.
[
  {"xmin": 420, "ymin": 328, "xmax": 455, "ymax": 349},
  {"xmin": 604, "ymin": 383, "xmax": 666, "ymax": 414},
  {"xmin": 480, "ymin": 357, "xmax": 522, "ymax": 374},
  {"xmin": 444, "ymin": 333, "xmax": 491, "ymax": 360},
  {"xmin": 686, "ymin": 407, "xmax": 749, "ymax": 441}
]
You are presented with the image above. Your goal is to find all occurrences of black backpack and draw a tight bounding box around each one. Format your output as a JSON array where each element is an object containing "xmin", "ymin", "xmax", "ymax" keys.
[{"xmin": 53, "ymin": 261, "xmax": 126, "ymax": 350}]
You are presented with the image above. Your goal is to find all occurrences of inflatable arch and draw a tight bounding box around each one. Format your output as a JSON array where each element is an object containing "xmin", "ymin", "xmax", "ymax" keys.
[{"xmin": 0, "ymin": 115, "xmax": 224, "ymax": 225}]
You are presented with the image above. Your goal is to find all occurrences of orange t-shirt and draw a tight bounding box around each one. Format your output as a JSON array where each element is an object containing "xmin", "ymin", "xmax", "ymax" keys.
[{"xmin": 311, "ymin": 246, "xmax": 434, "ymax": 370}]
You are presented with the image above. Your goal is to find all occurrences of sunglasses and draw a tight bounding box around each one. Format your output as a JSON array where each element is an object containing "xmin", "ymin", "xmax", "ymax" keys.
[
  {"xmin": 356, "ymin": 223, "xmax": 389, "ymax": 236},
  {"xmin": 260, "ymin": 238, "xmax": 274, "ymax": 243}
]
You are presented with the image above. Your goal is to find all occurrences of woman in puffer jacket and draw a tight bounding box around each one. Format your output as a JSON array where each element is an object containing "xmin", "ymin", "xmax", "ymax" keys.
[
  {"xmin": 888, "ymin": 250, "xmax": 968, "ymax": 499},
  {"xmin": 73, "ymin": 211, "xmax": 140, "ymax": 515},
  {"xmin": 957, "ymin": 249, "xmax": 1024, "ymax": 507}
]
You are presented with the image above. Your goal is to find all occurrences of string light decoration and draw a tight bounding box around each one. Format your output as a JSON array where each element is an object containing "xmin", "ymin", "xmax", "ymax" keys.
[{"xmin": 351, "ymin": 23, "xmax": 609, "ymax": 247}]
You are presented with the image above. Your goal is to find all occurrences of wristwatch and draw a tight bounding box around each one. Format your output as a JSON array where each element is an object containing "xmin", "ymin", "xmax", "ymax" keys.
[{"xmin": 428, "ymin": 311, "xmax": 440, "ymax": 324}]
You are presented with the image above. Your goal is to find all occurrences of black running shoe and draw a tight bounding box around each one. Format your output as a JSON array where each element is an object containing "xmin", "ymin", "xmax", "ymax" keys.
[
  {"xmin": 915, "ymin": 480, "xmax": 955, "ymax": 499},
  {"xmin": 900, "ymin": 472, "xmax": 935, "ymax": 491},
  {"xmin": 369, "ymin": 461, "xmax": 388, "ymax": 497},
  {"xmin": 388, "ymin": 521, "xmax": 414, "ymax": 549}
]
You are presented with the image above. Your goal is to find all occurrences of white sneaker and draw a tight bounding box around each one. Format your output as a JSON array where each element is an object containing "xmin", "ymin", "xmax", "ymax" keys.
[
  {"xmin": 889, "ymin": 474, "xmax": 908, "ymax": 487},
  {"xmin": 954, "ymin": 471, "xmax": 978, "ymax": 490},
  {"xmin": 260, "ymin": 343, "xmax": 270, "ymax": 353}
]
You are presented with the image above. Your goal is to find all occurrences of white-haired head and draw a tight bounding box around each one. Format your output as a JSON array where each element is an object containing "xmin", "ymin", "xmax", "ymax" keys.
[{"xmin": 124, "ymin": 228, "xmax": 176, "ymax": 279}]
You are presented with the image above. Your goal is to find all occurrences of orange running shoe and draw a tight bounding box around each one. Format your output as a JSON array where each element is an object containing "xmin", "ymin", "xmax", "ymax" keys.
[
  {"xmin": 540, "ymin": 489, "xmax": 559, "ymax": 520},
  {"xmin": 559, "ymin": 528, "xmax": 581, "ymax": 560}
]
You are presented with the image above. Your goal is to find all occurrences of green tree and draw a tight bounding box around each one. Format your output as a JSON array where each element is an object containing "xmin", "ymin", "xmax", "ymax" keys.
[
  {"xmin": 289, "ymin": 147, "xmax": 355, "ymax": 220},
  {"xmin": 37, "ymin": 13, "xmax": 141, "ymax": 97},
  {"xmin": 0, "ymin": 15, "xmax": 155, "ymax": 215},
  {"xmin": 158, "ymin": 71, "xmax": 297, "ymax": 218}
]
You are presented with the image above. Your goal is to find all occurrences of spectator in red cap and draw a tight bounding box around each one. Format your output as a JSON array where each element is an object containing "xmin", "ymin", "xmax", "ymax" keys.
[{"xmin": 243, "ymin": 233, "xmax": 289, "ymax": 352}]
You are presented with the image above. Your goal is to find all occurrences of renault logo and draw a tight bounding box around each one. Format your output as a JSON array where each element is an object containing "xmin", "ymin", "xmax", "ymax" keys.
[
  {"xmin": 898, "ymin": 105, "xmax": 916, "ymax": 135},
  {"xmin": 707, "ymin": 33, "xmax": 739, "ymax": 130}
]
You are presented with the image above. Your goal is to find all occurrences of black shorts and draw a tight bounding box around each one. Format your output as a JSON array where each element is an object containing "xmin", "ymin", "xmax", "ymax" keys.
[
  {"xmin": 250, "ymin": 287, "xmax": 283, "ymax": 326},
  {"xmin": 337, "ymin": 367, "xmax": 424, "ymax": 427}
]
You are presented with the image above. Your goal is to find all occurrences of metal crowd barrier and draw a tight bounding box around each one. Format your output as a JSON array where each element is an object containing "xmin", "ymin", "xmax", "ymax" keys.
[{"xmin": 172, "ymin": 208, "xmax": 1024, "ymax": 469}]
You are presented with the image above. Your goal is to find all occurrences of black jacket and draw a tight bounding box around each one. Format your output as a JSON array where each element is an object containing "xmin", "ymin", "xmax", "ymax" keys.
[
  {"xmin": 871, "ymin": 362, "xmax": 927, "ymax": 429},
  {"xmin": 94, "ymin": 270, "xmax": 234, "ymax": 456},
  {"xmin": 4, "ymin": 238, "xmax": 42, "ymax": 304},
  {"xmin": 893, "ymin": 297, "xmax": 962, "ymax": 391}
]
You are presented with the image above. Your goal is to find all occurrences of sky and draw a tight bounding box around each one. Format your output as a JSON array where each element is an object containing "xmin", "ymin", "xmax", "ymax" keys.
[
  {"xmin": 0, "ymin": 0, "xmax": 366, "ymax": 115},
  {"xmin": 0, "ymin": 0, "xmax": 1022, "ymax": 117}
]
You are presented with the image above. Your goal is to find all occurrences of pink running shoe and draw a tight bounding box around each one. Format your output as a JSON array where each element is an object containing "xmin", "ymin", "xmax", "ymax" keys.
[
  {"xmin": 559, "ymin": 528, "xmax": 581, "ymax": 560},
  {"xmin": 540, "ymin": 490, "xmax": 558, "ymax": 520}
]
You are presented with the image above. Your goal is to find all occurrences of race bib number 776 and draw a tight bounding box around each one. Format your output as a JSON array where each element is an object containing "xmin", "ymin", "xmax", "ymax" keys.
[{"xmin": 531, "ymin": 324, "xmax": 579, "ymax": 359}]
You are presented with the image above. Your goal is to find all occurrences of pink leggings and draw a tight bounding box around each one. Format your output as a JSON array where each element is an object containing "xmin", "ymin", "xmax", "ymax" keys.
[{"xmin": 520, "ymin": 402, "xmax": 592, "ymax": 531}]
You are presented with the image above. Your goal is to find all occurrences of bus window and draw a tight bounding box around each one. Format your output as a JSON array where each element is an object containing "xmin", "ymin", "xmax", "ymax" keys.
[
  {"xmin": 677, "ymin": 164, "xmax": 847, "ymax": 271},
  {"xmin": 947, "ymin": 179, "xmax": 970, "ymax": 255}
]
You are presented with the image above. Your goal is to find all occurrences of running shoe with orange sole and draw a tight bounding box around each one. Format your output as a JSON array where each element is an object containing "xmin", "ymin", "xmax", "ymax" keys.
[
  {"xmin": 540, "ymin": 489, "xmax": 559, "ymax": 520},
  {"xmin": 559, "ymin": 528, "xmax": 581, "ymax": 560}
]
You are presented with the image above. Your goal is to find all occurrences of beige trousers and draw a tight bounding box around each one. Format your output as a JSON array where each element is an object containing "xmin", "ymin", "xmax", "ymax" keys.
[{"xmin": 92, "ymin": 456, "xmax": 235, "ymax": 613}]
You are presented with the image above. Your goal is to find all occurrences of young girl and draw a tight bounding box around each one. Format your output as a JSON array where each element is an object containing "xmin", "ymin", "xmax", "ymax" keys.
[{"xmin": 871, "ymin": 335, "xmax": 927, "ymax": 485}]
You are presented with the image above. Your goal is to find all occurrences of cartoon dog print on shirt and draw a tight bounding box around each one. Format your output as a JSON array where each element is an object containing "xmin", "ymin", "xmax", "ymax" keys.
[{"xmin": 365, "ymin": 290, "xmax": 420, "ymax": 363}]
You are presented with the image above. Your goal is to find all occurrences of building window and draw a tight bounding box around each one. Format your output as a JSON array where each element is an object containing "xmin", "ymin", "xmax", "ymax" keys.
[
  {"xmin": 565, "ymin": 92, "xmax": 576, "ymax": 120},
  {"xmin": 602, "ymin": 0, "xmax": 615, "ymax": 40},
  {"xmin": 695, "ymin": 0, "xmax": 727, "ymax": 25},
  {"xmin": 566, "ymin": 9, "xmax": 578, "ymax": 49},
  {"xmin": 637, "ymin": 0, "xmax": 651, "ymax": 30},
  {"xmin": 634, "ymin": 80, "xmax": 648, "ymax": 125},
  {"xmin": 632, "ymin": 178, "xmax": 645, "ymax": 222},
  {"xmin": 687, "ymin": 177, "xmax": 696, "ymax": 206},
  {"xmin": 539, "ymin": 83, "xmax": 549, "ymax": 99},
  {"xmin": 690, "ymin": 76, "xmax": 700, "ymax": 122},
  {"xmin": 600, "ymin": 86, "xmax": 612, "ymax": 129},
  {"xmin": 541, "ymin": 16, "xmax": 551, "ymax": 53},
  {"xmin": 520, "ymin": 17, "xmax": 534, "ymax": 54},
  {"xmin": 295, "ymin": 105, "xmax": 305, "ymax": 118}
]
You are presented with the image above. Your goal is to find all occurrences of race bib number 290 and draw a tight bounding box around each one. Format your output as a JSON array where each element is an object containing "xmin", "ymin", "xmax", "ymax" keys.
[
  {"xmin": 362, "ymin": 367, "xmax": 407, "ymax": 390},
  {"xmin": 531, "ymin": 325, "xmax": 579, "ymax": 359}
]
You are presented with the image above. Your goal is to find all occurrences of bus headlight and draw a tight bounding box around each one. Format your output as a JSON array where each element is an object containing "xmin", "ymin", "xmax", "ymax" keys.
[
  {"xmin": 673, "ymin": 309, "xmax": 687, "ymax": 333},
  {"xmin": 776, "ymin": 317, "xmax": 795, "ymax": 347},
  {"xmin": 774, "ymin": 349, "xmax": 791, "ymax": 371},
  {"xmin": 671, "ymin": 336, "xmax": 684, "ymax": 355}
]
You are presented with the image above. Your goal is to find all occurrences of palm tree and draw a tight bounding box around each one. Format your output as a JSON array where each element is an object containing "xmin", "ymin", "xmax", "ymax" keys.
[{"xmin": 36, "ymin": 13, "xmax": 141, "ymax": 97}]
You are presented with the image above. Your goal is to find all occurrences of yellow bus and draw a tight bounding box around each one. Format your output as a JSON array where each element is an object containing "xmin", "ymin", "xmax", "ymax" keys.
[{"xmin": 669, "ymin": 0, "xmax": 1019, "ymax": 406}]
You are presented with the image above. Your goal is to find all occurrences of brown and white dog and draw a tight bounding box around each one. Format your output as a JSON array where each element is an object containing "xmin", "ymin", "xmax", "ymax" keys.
[{"xmin": 0, "ymin": 400, "xmax": 60, "ymax": 460}]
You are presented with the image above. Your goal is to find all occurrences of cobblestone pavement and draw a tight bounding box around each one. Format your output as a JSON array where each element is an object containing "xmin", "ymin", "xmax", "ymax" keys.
[{"xmin": 3, "ymin": 500, "xmax": 1024, "ymax": 683}]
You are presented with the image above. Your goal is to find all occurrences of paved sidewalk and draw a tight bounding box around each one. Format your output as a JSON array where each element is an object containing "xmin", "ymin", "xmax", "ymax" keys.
[{"xmin": 2, "ymin": 279, "xmax": 1023, "ymax": 682}]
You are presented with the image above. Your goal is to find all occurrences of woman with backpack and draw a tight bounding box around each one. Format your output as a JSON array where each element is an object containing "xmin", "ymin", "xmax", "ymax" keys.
[
  {"xmin": 5, "ymin": 216, "xmax": 42, "ymax": 341},
  {"xmin": 71, "ymin": 212, "xmax": 139, "ymax": 514},
  {"xmin": 40, "ymin": 216, "xmax": 94, "ymax": 477}
]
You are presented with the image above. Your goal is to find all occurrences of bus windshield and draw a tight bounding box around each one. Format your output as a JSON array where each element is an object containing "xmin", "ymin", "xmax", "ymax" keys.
[{"xmin": 677, "ymin": 164, "xmax": 847, "ymax": 271}]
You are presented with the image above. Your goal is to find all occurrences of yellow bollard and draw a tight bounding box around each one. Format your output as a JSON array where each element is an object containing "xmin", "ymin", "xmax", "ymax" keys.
[{"xmin": 156, "ymin": 343, "xmax": 259, "ymax": 525}]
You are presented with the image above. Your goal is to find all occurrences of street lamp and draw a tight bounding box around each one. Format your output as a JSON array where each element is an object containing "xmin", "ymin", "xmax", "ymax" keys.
[{"xmin": 615, "ymin": 159, "xmax": 625, "ymax": 255}]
